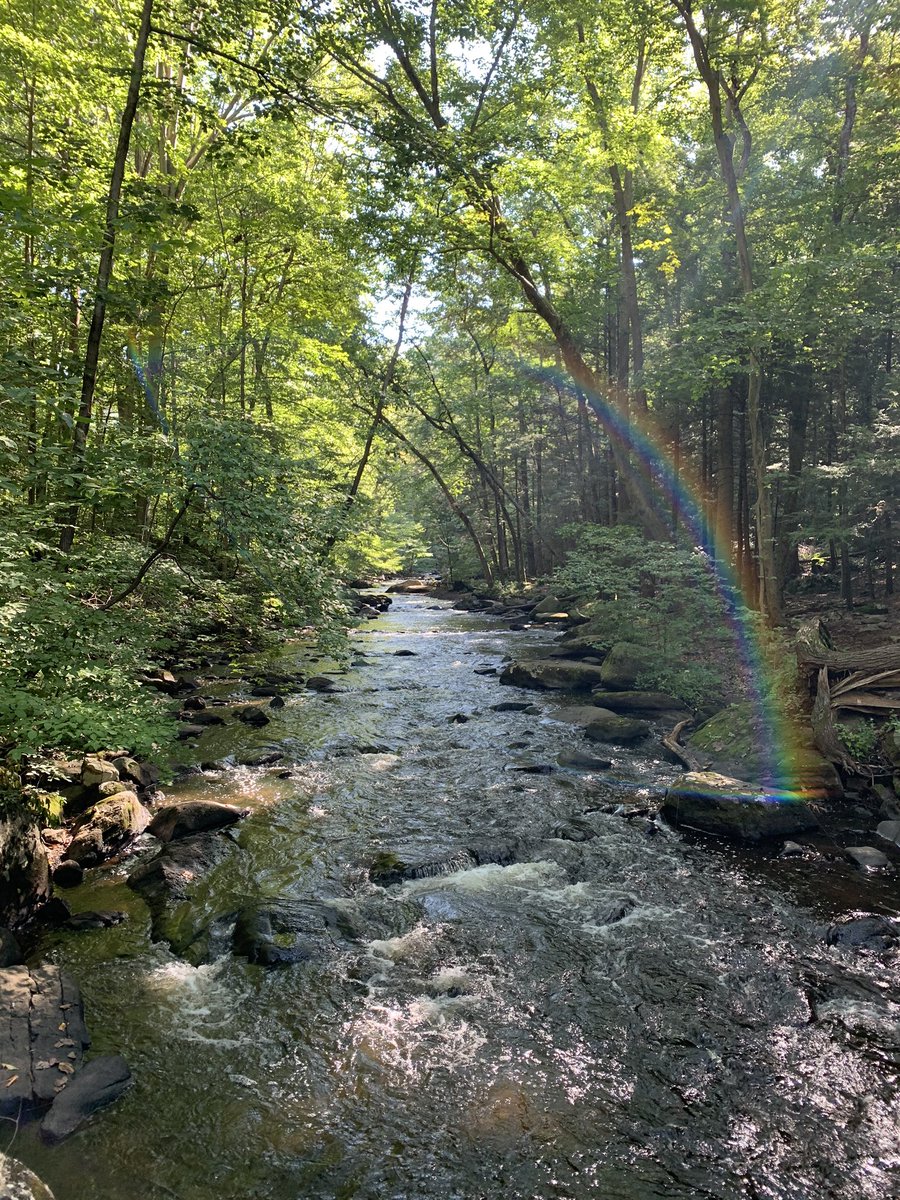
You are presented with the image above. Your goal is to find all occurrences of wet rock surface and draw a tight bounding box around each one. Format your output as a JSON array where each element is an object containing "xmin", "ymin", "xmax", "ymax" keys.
[
  {"xmin": 40, "ymin": 1055, "xmax": 132, "ymax": 1145},
  {"xmin": 147, "ymin": 800, "xmax": 248, "ymax": 843},
  {"xmin": 0, "ymin": 965, "xmax": 90, "ymax": 1118},
  {"xmin": 663, "ymin": 771, "xmax": 819, "ymax": 840}
]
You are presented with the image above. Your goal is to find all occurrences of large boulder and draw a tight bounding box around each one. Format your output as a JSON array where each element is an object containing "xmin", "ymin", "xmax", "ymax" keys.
[
  {"xmin": 583, "ymin": 708, "xmax": 650, "ymax": 744},
  {"xmin": 500, "ymin": 660, "xmax": 607, "ymax": 692},
  {"xmin": 147, "ymin": 801, "xmax": 247, "ymax": 843},
  {"xmin": 532, "ymin": 594, "xmax": 562, "ymax": 615},
  {"xmin": 599, "ymin": 642, "xmax": 655, "ymax": 690},
  {"xmin": 40, "ymin": 1055, "xmax": 132, "ymax": 1144},
  {"xmin": 0, "ymin": 815, "xmax": 50, "ymax": 929},
  {"xmin": 663, "ymin": 771, "xmax": 818, "ymax": 841},
  {"xmin": 547, "ymin": 637, "xmax": 610, "ymax": 661},
  {"xmin": 687, "ymin": 702, "xmax": 843, "ymax": 799},
  {"xmin": 66, "ymin": 793, "xmax": 149, "ymax": 866}
]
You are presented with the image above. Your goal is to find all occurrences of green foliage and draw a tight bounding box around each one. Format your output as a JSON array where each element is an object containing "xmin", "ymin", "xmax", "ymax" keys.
[
  {"xmin": 552, "ymin": 524, "xmax": 735, "ymax": 707},
  {"xmin": 838, "ymin": 719, "xmax": 880, "ymax": 762}
]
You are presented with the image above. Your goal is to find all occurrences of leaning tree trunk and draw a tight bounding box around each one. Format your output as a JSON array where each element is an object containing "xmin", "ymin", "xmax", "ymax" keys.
[{"xmin": 59, "ymin": 0, "xmax": 155, "ymax": 553}]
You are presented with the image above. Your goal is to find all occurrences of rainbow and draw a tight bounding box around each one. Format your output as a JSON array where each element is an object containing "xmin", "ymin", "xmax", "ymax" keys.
[{"xmin": 521, "ymin": 362, "xmax": 808, "ymax": 804}]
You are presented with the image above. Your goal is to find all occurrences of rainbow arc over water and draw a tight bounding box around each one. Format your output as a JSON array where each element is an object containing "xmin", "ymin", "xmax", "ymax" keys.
[{"xmin": 523, "ymin": 361, "xmax": 812, "ymax": 805}]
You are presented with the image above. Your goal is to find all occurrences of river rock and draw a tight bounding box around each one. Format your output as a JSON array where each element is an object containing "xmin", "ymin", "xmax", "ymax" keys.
[
  {"xmin": 148, "ymin": 801, "xmax": 248, "ymax": 843},
  {"xmin": 387, "ymin": 579, "xmax": 432, "ymax": 593},
  {"xmin": 825, "ymin": 915, "xmax": 898, "ymax": 950},
  {"xmin": 557, "ymin": 748, "xmax": 612, "ymax": 770},
  {"xmin": 127, "ymin": 832, "xmax": 238, "ymax": 956},
  {"xmin": 237, "ymin": 748, "xmax": 285, "ymax": 767},
  {"xmin": 80, "ymin": 757, "xmax": 118, "ymax": 788},
  {"xmin": 599, "ymin": 642, "xmax": 655, "ymax": 690},
  {"xmin": 687, "ymin": 702, "xmax": 843, "ymax": 799},
  {"xmin": 40, "ymin": 1055, "xmax": 132, "ymax": 1145},
  {"xmin": 876, "ymin": 820, "xmax": 900, "ymax": 847},
  {"xmin": 52, "ymin": 860, "xmax": 84, "ymax": 889},
  {"xmin": 663, "ymin": 771, "xmax": 818, "ymax": 841},
  {"xmin": 0, "ymin": 815, "xmax": 50, "ymax": 928},
  {"xmin": 141, "ymin": 669, "xmax": 180, "ymax": 694},
  {"xmin": 66, "ymin": 793, "xmax": 149, "ymax": 866},
  {"xmin": 112, "ymin": 756, "xmax": 159, "ymax": 789},
  {"xmin": 176, "ymin": 723, "xmax": 209, "ymax": 740},
  {"xmin": 590, "ymin": 690, "xmax": 683, "ymax": 712},
  {"xmin": 96, "ymin": 780, "xmax": 132, "ymax": 800},
  {"xmin": 0, "ymin": 1152, "xmax": 56, "ymax": 1199},
  {"xmin": 491, "ymin": 700, "xmax": 533, "ymax": 712},
  {"xmin": 232, "ymin": 906, "xmax": 316, "ymax": 967},
  {"xmin": 63, "ymin": 910, "xmax": 126, "ymax": 931},
  {"xmin": 583, "ymin": 708, "xmax": 650, "ymax": 744},
  {"xmin": 179, "ymin": 710, "xmax": 226, "ymax": 726},
  {"xmin": 846, "ymin": 845, "xmax": 889, "ymax": 870},
  {"xmin": 369, "ymin": 848, "xmax": 478, "ymax": 887},
  {"xmin": 236, "ymin": 706, "xmax": 271, "ymax": 727},
  {"xmin": 547, "ymin": 636, "xmax": 610, "ymax": 661},
  {"xmin": 0, "ymin": 964, "xmax": 91, "ymax": 1117},
  {"xmin": 500, "ymin": 660, "xmax": 608, "ymax": 692},
  {"xmin": 306, "ymin": 676, "xmax": 344, "ymax": 693}
]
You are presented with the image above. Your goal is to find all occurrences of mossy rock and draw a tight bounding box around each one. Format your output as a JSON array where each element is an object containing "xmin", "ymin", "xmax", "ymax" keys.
[
  {"xmin": 583, "ymin": 708, "xmax": 650, "ymax": 743},
  {"xmin": 663, "ymin": 772, "xmax": 818, "ymax": 841},
  {"xmin": 688, "ymin": 702, "xmax": 843, "ymax": 799},
  {"xmin": 500, "ymin": 660, "xmax": 608, "ymax": 692},
  {"xmin": 599, "ymin": 642, "xmax": 656, "ymax": 690}
]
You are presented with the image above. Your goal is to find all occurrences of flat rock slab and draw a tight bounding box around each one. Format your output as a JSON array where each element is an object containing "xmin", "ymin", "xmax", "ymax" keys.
[
  {"xmin": 0, "ymin": 965, "xmax": 90, "ymax": 1117},
  {"xmin": 40, "ymin": 1054, "xmax": 132, "ymax": 1144},
  {"xmin": 663, "ymin": 771, "xmax": 818, "ymax": 842}
]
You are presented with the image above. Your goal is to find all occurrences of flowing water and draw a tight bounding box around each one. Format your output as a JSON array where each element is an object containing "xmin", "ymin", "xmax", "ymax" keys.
[{"xmin": 14, "ymin": 597, "xmax": 900, "ymax": 1199}]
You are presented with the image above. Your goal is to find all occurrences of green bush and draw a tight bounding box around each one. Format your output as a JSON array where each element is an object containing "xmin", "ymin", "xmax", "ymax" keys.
[{"xmin": 552, "ymin": 524, "xmax": 737, "ymax": 708}]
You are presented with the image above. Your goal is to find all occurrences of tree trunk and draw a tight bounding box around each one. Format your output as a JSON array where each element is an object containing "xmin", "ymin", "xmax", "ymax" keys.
[
  {"xmin": 59, "ymin": 0, "xmax": 155, "ymax": 553},
  {"xmin": 674, "ymin": 1, "xmax": 781, "ymax": 622}
]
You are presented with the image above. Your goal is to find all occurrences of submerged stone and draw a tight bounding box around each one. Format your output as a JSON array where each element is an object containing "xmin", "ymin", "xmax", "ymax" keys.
[{"xmin": 663, "ymin": 771, "xmax": 818, "ymax": 841}]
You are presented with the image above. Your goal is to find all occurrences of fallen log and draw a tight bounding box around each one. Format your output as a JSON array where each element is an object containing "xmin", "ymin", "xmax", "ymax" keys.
[{"xmin": 662, "ymin": 719, "xmax": 709, "ymax": 772}]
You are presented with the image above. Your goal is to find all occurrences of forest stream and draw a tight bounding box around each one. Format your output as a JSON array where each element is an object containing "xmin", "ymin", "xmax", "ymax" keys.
[{"xmin": 13, "ymin": 596, "xmax": 900, "ymax": 1200}]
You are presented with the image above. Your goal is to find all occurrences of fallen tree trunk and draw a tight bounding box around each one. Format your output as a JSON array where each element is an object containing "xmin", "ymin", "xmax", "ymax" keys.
[{"xmin": 662, "ymin": 719, "xmax": 709, "ymax": 772}]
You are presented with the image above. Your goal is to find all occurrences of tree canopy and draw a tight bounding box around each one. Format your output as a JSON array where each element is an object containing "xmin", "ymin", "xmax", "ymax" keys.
[{"xmin": 1, "ymin": 0, "xmax": 897, "ymax": 758}]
